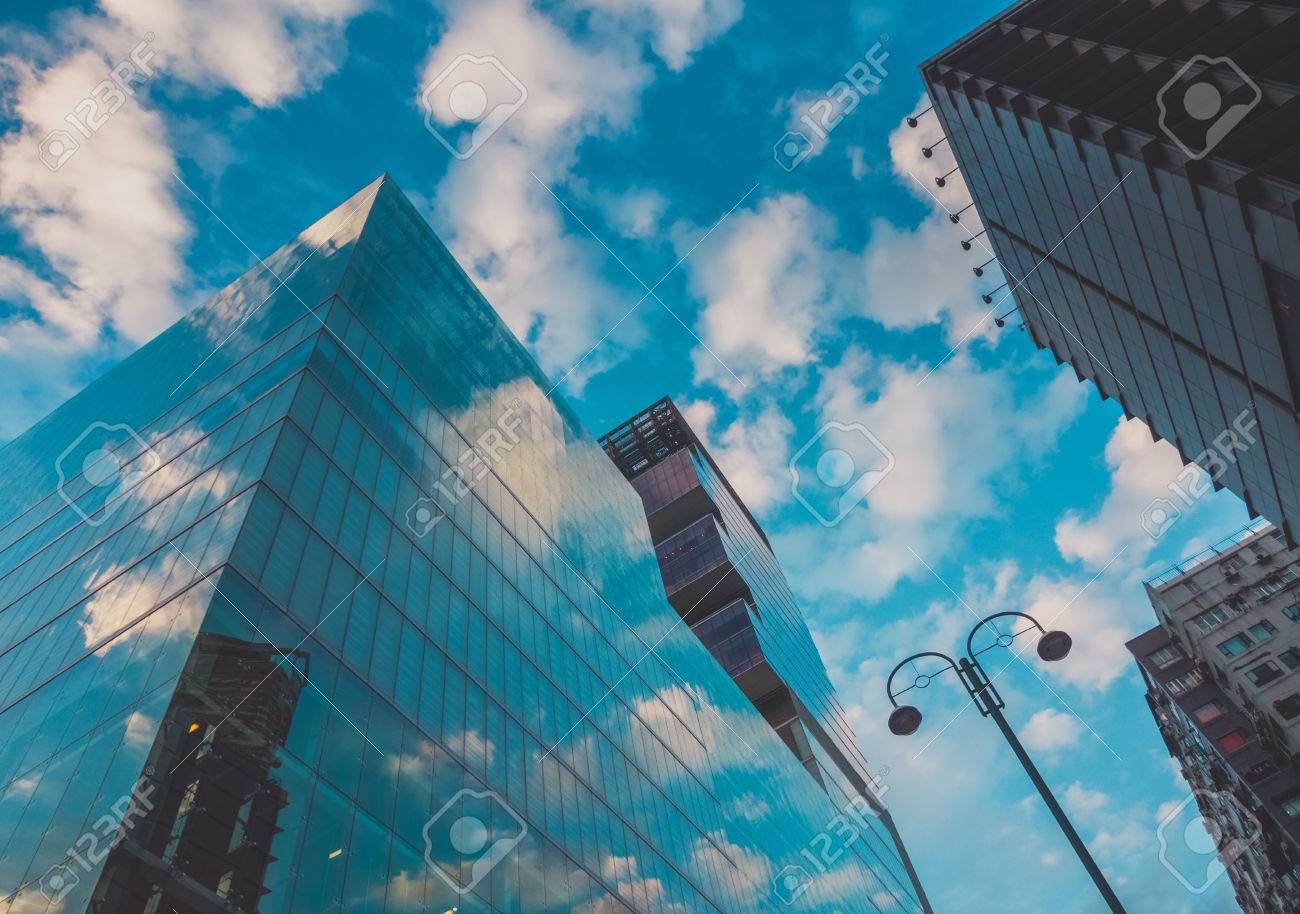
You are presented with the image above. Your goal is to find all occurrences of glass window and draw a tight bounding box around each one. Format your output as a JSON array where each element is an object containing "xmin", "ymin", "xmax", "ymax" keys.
[
  {"xmin": 1249, "ymin": 621, "xmax": 1278, "ymax": 641},
  {"xmin": 1275, "ymin": 694, "xmax": 1300, "ymax": 720},
  {"xmin": 1192, "ymin": 607, "xmax": 1233, "ymax": 632},
  {"xmin": 1147, "ymin": 645, "xmax": 1183, "ymax": 669},
  {"xmin": 1217, "ymin": 730, "xmax": 1248, "ymax": 753},
  {"xmin": 1278, "ymin": 788, "xmax": 1300, "ymax": 818},
  {"xmin": 1191, "ymin": 701, "xmax": 1223, "ymax": 724},
  {"xmin": 1167, "ymin": 670, "xmax": 1203, "ymax": 695},
  {"xmin": 1283, "ymin": 603, "xmax": 1300, "ymax": 622},
  {"xmin": 1280, "ymin": 648, "xmax": 1300, "ymax": 670},
  {"xmin": 1246, "ymin": 661, "xmax": 1284, "ymax": 687},
  {"xmin": 1218, "ymin": 633, "xmax": 1254, "ymax": 657}
]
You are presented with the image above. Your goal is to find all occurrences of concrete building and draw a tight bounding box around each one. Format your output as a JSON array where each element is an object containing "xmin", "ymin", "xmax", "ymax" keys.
[{"xmin": 1130, "ymin": 521, "xmax": 1300, "ymax": 912}]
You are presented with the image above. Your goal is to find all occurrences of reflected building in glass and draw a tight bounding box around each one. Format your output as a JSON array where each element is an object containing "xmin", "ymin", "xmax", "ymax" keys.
[{"xmin": 0, "ymin": 176, "xmax": 930, "ymax": 914}]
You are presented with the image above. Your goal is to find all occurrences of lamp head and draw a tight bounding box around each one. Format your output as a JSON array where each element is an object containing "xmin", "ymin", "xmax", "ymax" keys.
[
  {"xmin": 981, "ymin": 293, "xmax": 993, "ymax": 304},
  {"xmin": 888, "ymin": 705, "xmax": 923, "ymax": 736},
  {"xmin": 1037, "ymin": 630, "xmax": 1073, "ymax": 662},
  {"xmin": 961, "ymin": 239, "xmax": 972, "ymax": 251},
  {"xmin": 973, "ymin": 266, "xmax": 984, "ymax": 277},
  {"xmin": 922, "ymin": 146, "xmax": 933, "ymax": 158},
  {"xmin": 949, "ymin": 213, "xmax": 960, "ymax": 224},
  {"xmin": 935, "ymin": 176, "xmax": 947, "ymax": 187},
  {"xmin": 907, "ymin": 116, "xmax": 918, "ymax": 128},
  {"xmin": 994, "ymin": 317, "xmax": 1005, "ymax": 328}
]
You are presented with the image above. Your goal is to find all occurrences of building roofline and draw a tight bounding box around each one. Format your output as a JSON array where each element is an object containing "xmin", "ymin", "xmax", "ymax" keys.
[
  {"xmin": 1145, "ymin": 517, "xmax": 1274, "ymax": 589},
  {"xmin": 599, "ymin": 396, "xmax": 772, "ymax": 550}
]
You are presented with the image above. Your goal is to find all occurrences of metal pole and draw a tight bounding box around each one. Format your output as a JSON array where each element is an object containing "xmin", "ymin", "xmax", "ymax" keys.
[{"xmin": 963, "ymin": 657, "xmax": 1128, "ymax": 914}]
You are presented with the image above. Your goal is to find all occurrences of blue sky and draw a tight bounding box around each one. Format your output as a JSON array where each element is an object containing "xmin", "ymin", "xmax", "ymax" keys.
[{"xmin": 0, "ymin": 1, "xmax": 1260, "ymax": 912}]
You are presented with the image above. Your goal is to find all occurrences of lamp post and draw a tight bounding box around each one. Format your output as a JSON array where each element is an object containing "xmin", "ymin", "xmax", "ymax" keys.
[{"xmin": 885, "ymin": 612, "xmax": 1129, "ymax": 914}]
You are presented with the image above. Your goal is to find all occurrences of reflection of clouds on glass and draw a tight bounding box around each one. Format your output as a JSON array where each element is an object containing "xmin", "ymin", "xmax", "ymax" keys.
[
  {"xmin": 595, "ymin": 855, "xmax": 675, "ymax": 912},
  {"xmin": 79, "ymin": 561, "xmax": 144, "ymax": 652},
  {"xmin": 692, "ymin": 830, "xmax": 773, "ymax": 897},
  {"xmin": 123, "ymin": 709, "xmax": 156, "ymax": 749},
  {"xmin": 181, "ymin": 178, "xmax": 376, "ymax": 354}
]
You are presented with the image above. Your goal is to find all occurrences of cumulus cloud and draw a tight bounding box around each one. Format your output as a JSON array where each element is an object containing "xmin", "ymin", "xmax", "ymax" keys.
[
  {"xmin": 0, "ymin": 1, "xmax": 372, "ymax": 434},
  {"xmin": 1019, "ymin": 708, "xmax": 1083, "ymax": 753},
  {"xmin": 678, "ymin": 193, "xmax": 855, "ymax": 386},
  {"xmin": 418, "ymin": 0, "xmax": 659, "ymax": 384},
  {"xmin": 595, "ymin": 186, "xmax": 670, "ymax": 240},
  {"xmin": 1055, "ymin": 416, "xmax": 1202, "ymax": 569},
  {"xmin": 778, "ymin": 351, "xmax": 1085, "ymax": 601},
  {"xmin": 678, "ymin": 397, "xmax": 793, "ymax": 512},
  {"xmin": 100, "ymin": 0, "xmax": 370, "ymax": 107},
  {"xmin": 575, "ymin": 0, "xmax": 744, "ymax": 70},
  {"xmin": 0, "ymin": 46, "xmax": 186, "ymax": 347}
]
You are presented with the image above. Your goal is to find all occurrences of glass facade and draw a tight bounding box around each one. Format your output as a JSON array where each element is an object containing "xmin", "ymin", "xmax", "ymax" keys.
[
  {"xmin": 0, "ymin": 177, "xmax": 927, "ymax": 913},
  {"xmin": 921, "ymin": 0, "xmax": 1300, "ymax": 542},
  {"xmin": 601, "ymin": 398, "xmax": 932, "ymax": 914}
]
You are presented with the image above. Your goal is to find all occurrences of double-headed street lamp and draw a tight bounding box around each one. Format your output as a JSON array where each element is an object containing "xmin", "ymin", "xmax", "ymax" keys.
[{"xmin": 885, "ymin": 612, "xmax": 1129, "ymax": 914}]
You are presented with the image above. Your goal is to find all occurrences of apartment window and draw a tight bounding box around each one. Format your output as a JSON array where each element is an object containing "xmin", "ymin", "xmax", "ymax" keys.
[
  {"xmin": 1192, "ymin": 607, "xmax": 1233, "ymax": 633},
  {"xmin": 1275, "ymin": 694, "xmax": 1300, "ymax": 720},
  {"xmin": 1166, "ymin": 670, "xmax": 1204, "ymax": 696},
  {"xmin": 1246, "ymin": 661, "xmax": 1284, "ymax": 687},
  {"xmin": 1258, "ymin": 569, "xmax": 1299, "ymax": 599},
  {"xmin": 1280, "ymin": 648, "xmax": 1300, "ymax": 671},
  {"xmin": 1186, "ymin": 578, "xmax": 1203, "ymax": 594},
  {"xmin": 1285, "ymin": 604, "xmax": 1300, "ymax": 622},
  {"xmin": 1222, "ymin": 554, "xmax": 1246, "ymax": 575},
  {"xmin": 1191, "ymin": 701, "xmax": 1224, "ymax": 724},
  {"xmin": 1249, "ymin": 621, "xmax": 1278, "ymax": 642},
  {"xmin": 1218, "ymin": 633, "xmax": 1254, "ymax": 657},
  {"xmin": 1147, "ymin": 645, "xmax": 1184, "ymax": 670},
  {"xmin": 1217, "ymin": 730, "xmax": 1248, "ymax": 753}
]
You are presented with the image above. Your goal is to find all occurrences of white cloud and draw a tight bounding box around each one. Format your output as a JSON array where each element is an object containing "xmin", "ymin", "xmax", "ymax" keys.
[
  {"xmin": 0, "ymin": 2, "xmax": 371, "ymax": 435},
  {"xmin": 100, "ymin": 0, "xmax": 370, "ymax": 107},
  {"xmin": 861, "ymin": 213, "xmax": 994, "ymax": 346},
  {"xmin": 1063, "ymin": 781, "xmax": 1111, "ymax": 820},
  {"xmin": 1019, "ymin": 707, "xmax": 1082, "ymax": 753},
  {"xmin": 575, "ymin": 0, "xmax": 743, "ymax": 70},
  {"xmin": 1019, "ymin": 573, "xmax": 1140, "ymax": 692},
  {"xmin": 780, "ymin": 351, "xmax": 1085, "ymax": 601},
  {"xmin": 1055, "ymin": 416, "xmax": 1208, "ymax": 569},
  {"xmin": 418, "ymin": 0, "xmax": 662, "ymax": 384},
  {"xmin": 595, "ymin": 186, "xmax": 669, "ymax": 239},
  {"xmin": 679, "ymin": 193, "xmax": 854, "ymax": 385},
  {"xmin": 678, "ymin": 398, "xmax": 793, "ymax": 512},
  {"xmin": 0, "ymin": 46, "xmax": 187, "ymax": 347}
]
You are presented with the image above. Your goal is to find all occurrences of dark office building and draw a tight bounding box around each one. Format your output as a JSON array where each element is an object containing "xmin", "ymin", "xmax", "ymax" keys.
[
  {"xmin": 1129, "ymin": 521, "xmax": 1300, "ymax": 912},
  {"xmin": 920, "ymin": 0, "xmax": 1300, "ymax": 540},
  {"xmin": 0, "ymin": 176, "xmax": 928, "ymax": 914},
  {"xmin": 601, "ymin": 397, "xmax": 932, "ymax": 912}
]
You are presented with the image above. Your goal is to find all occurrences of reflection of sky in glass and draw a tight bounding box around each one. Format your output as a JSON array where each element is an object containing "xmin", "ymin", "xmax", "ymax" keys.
[{"xmin": 0, "ymin": 178, "xmax": 923, "ymax": 913}]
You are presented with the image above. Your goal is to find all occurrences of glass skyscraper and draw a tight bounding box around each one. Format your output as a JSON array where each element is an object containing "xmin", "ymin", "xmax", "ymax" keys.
[
  {"xmin": 920, "ymin": 0, "xmax": 1300, "ymax": 542},
  {"xmin": 0, "ymin": 176, "xmax": 929, "ymax": 914}
]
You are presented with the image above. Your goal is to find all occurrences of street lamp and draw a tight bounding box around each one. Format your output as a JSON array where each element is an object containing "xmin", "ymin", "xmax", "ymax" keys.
[{"xmin": 885, "ymin": 612, "xmax": 1128, "ymax": 914}]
